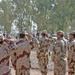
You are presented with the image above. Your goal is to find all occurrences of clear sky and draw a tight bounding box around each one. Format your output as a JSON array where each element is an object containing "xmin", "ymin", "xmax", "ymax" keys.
[{"xmin": 0, "ymin": 0, "xmax": 1, "ymax": 2}]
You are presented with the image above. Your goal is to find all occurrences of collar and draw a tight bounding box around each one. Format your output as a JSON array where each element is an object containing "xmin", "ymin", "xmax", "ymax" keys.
[
  {"xmin": 57, "ymin": 38, "xmax": 62, "ymax": 40},
  {"xmin": 71, "ymin": 39, "xmax": 75, "ymax": 41}
]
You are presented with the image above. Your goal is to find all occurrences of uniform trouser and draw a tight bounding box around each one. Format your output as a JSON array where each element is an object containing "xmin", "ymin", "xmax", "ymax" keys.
[
  {"xmin": 54, "ymin": 59, "xmax": 66, "ymax": 75},
  {"xmin": 68, "ymin": 61, "xmax": 75, "ymax": 75},
  {"xmin": 38, "ymin": 56, "xmax": 48, "ymax": 75},
  {"xmin": 16, "ymin": 69, "xmax": 30, "ymax": 75}
]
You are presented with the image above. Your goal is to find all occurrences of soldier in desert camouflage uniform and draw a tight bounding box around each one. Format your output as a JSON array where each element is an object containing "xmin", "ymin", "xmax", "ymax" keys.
[
  {"xmin": 52, "ymin": 31, "xmax": 66, "ymax": 75},
  {"xmin": 0, "ymin": 33, "xmax": 17, "ymax": 75},
  {"xmin": 25, "ymin": 33, "xmax": 39, "ymax": 68},
  {"xmin": 12, "ymin": 31, "xmax": 35, "ymax": 75},
  {"xmin": 37, "ymin": 30, "xmax": 51, "ymax": 75},
  {"xmin": 26, "ymin": 33, "xmax": 39, "ymax": 48},
  {"xmin": 68, "ymin": 31, "xmax": 75, "ymax": 75},
  {"xmin": 58, "ymin": 30, "xmax": 68, "ymax": 57}
]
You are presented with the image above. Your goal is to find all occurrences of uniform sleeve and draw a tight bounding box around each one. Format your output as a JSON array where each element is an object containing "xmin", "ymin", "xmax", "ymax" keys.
[
  {"xmin": 51, "ymin": 42, "xmax": 56, "ymax": 62},
  {"xmin": 68, "ymin": 41, "xmax": 75, "ymax": 64},
  {"xmin": 11, "ymin": 52, "xmax": 17, "ymax": 70},
  {"xmin": 44, "ymin": 39, "xmax": 50, "ymax": 56},
  {"xmin": 61, "ymin": 41, "xmax": 66, "ymax": 58},
  {"xmin": 29, "ymin": 41, "xmax": 34, "ymax": 50},
  {"xmin": 32, "ymin": 38, "xmax": 39, "ymax": 48},
  {"xmin": 37, "ymin": 49, "xmax": 40, "ymax": 59},
  {"xmin": 8, "ymin": 42, "xmax": 18, "ymax": 55},
  {"xmin": 37, "ymin": 40, "xmax": 45, "ymax": 59}
]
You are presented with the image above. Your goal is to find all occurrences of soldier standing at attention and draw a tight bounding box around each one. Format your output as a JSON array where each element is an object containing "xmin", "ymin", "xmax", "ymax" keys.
[
  {"xmin": 68, "ymin": 31, "xmax": 75, "ymax": 75},
  {"xmin": 58, "ymin": 30, "xmax": 68, "ymax": 59},
  {"xmin": 52, "ymin": 31, "xmax": 66, "ymax": 75},
  {"xmin": 37, "ymin": 30, "xmax": 51, "ymax": 75}
]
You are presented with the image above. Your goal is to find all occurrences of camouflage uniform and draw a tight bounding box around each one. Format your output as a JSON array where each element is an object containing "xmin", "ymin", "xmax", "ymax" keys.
[
  {"xmin": 26, "ymin": 34, "xmax": 39, "ymax": 48},
  {"xmin": 37, "ymin": 30, "xmax": 51, "ymax": 75},
  {"xmin": 68, "ymin": 31, "xmax": 75, "ymax": 75},
  {"xmin": 52, "ymin": 31, "xmax": 66, "ymax": 75},
  {"xmin": 0, "ymin": 34, "xmax": 17, "ymax": 75},
  {"xmin": 12, "ymin": 38, "xmax": 34, "ymax": 75},
  {"xmin": 26, "ymin": 34, "xmax": 39, "ymax": 68}
]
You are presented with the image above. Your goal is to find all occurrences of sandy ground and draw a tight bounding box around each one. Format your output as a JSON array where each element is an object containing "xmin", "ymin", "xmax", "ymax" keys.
[
  {"xmin": 30, "ymin": 69, "xmax": 53, "ymax": 75},
  {"xmin": 11, "ymin": 69, "xmax": 68, "ymax": 75},
  {"xmin": 11, "ymin": 68, "xmax": 53, "ymax": 75},
  {"xmin": 30, "ymin": 69, "xmax": 68, "ymax": 75}
]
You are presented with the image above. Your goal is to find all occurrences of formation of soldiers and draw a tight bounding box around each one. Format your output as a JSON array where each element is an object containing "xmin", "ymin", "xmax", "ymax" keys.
[{"xmin": 0, "ymin": 30, "xmax": 75, "ymax": 75}]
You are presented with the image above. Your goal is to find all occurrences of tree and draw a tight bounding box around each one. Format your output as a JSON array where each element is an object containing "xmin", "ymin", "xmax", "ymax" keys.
[
  {"xmin": 11, "ymin": 0, "xmax": 32, "ymax": 32},
  {"xmin": 0, "ymin": 0, "xmax": 14, "ymax": 36},
  {"xmin": 0, "ymin": 0, "xmax": 75, "ymax": 34}
]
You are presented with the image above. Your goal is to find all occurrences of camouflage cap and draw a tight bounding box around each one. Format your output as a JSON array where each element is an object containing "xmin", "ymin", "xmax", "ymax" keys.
[
  {"xmin": 57, "ymin": 30, "xmax": 64, "ymax": 35},
  {"xmin": 41, "ymin": 30, "xmax": 47, "ymax": 34},
  {"xmin": 69, "ymin": 31, "xmax": 75, "ymax": 35}
]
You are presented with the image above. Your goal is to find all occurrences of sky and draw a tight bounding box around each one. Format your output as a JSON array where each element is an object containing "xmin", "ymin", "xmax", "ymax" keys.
[{"xmin": 0, "ymin": 0, "xmax": 1, "ymax": 2}]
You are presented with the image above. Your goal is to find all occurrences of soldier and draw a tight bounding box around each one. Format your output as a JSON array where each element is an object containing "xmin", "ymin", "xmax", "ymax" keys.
[
  {"xmin": 37, "ymin": 30, "xmax": 51, "ymax": 75},
  {"xmin": 58, "ymin": 30, "xmax": 68, "ymax": 57},
  {"xmin": 52, "ymin": 30, "xmax": 66, "ymax": 75},
  {"xmin": 0, "ymin": 33, "xmax": 17, "ymax": 75},
  {"xmin": 68, "ymin": 31, "xmax": 75, "ymax": 75},
  {"xmin": 26, "ymin": 33, "xmax": 39, "ymax": 68},
  {"xmin": 12, "ymin": 31, "xmax": 34, "ymax": 75}
]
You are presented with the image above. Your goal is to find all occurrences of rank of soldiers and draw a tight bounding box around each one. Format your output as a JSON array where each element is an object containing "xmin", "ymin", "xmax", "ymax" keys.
[{"xmin": 0, "ymin": 30, "xmax": 75, "ymax": 75}]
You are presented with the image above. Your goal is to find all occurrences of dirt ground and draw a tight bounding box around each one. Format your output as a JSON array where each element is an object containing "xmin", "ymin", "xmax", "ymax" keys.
[
  {"xmin": 11, "ymin": 69, "xmax": 53, "ymax": 75},
  {"xmin": 30, "ymin": 69, "xmax": 53, "ymax": 75},
  {"xmin": 11, "ymin": 69, "xmax": 68, "ymax": 75}
]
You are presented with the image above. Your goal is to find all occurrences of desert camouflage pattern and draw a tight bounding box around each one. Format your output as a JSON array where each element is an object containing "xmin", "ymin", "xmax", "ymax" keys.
[
  {"xmin": 0, "ymin": 42, "xmax": 17, "ymax": 75},
  {"xmin": 62, "ymin": 37, "xmax": 68, "ymax": 51},
  {"xmin": 32, "ymin": 37, "xmax": 39, "ymax": 48},
  {"xmin": 37, "ymin": 37, "xmax": 52, "ymax": 75},
  {"xmin": 28, "ymin": 37, "xmax": 39, "ymax": 68},
  {"xmin": 12, "ymin": 38, "xmax": 34, "ymax": 75},
  {"xmin": 68, "ymin": 39, "xmax": 75, "ymax": 75},
  {"xmin": 52, "ymin": 38, "xmax": 66, "ymax": 75}
]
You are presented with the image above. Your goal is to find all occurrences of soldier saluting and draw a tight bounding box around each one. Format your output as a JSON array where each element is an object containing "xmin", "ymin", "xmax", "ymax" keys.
[
  {"xmin": 0, "ymin": 32, "xmax": 17, "ymax": 75},
  {"xmin": 12, "ymin": 30, "xmax": 35, "ymax": 75},
  {"xmin": 37, "ymin": 30, "xmax": 51, "ymax": 75}
]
